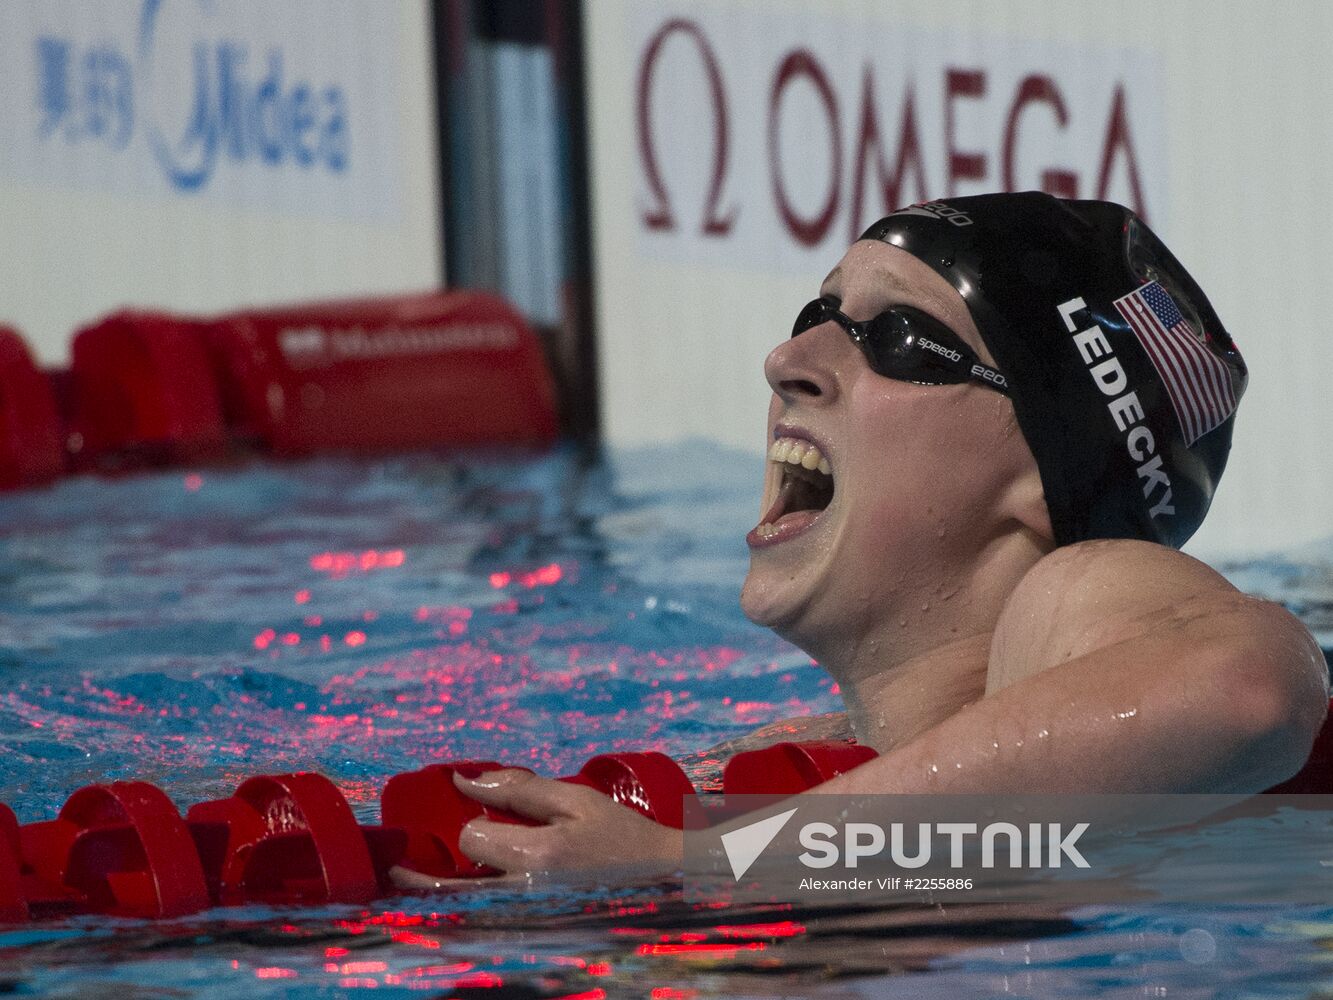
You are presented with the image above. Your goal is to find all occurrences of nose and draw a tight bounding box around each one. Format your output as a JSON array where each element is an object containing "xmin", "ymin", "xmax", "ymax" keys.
[{"xmin": 764, "ymin": 321, "xmax": 848, "ymax": 405}]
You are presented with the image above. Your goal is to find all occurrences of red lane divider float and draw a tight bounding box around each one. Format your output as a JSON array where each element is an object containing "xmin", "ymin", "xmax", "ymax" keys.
[
  {"xmin": 65, "ymin": 312, "xmax": 228, "ymax": 470},
  {"xmin": 0, "ymin": 327, "xmax": 62, "ymax": 489},
  {"xmin": 0, "ymin": 751, "xmax": 702, "ymax": 922},
  {"xmin": 0, "ymin": 289, "xmax": 559, "ymax": 487},
  {"xmin": 1, "ymin": 716, "xmax": 1330, "ymax": 925},
  {"xmin": 18, "ymin": 781, "xmax": 208, "ymax": 919},
  {"xmin": 722, "ymin": 740, "xmax": 877, "ymax": 796},
  {"xmin": 186, "ymin": 772, "xmax": 381, "ymax": 906},
  {"xmin": 207, "ymin": 290, "xmax": 558, "ymax": 455},
  {"xmin": 562, "ymin": 751, "xmax": 700, "ymax": 830},
  {"xmin": 0, "ymin": 804, "xmax": 28, "ymax": 923}
]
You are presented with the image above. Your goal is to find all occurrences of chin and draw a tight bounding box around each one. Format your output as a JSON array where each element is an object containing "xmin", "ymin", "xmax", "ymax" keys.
[
  {"xmin": 735, "ymin": 560, "xmax": 794, "ymax": 629},
  {"xmin": 739, "ymin": 567, "xmax": 788, "ymax": 628},
  {"xmin": 739, "ymin": 557, "xmax": 820, "ymax": 640},
  {"xmin": 741, "ymin": 568, "xmax": 848, "ymax": 674}
]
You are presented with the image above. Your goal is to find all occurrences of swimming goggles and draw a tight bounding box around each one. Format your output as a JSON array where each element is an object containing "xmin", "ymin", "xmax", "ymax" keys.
[{"xmin": 791, "ymin": 297, "xmax": 1011, "ymax": 396}]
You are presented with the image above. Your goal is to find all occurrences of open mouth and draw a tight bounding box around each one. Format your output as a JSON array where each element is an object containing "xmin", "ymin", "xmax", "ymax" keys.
[{"xmin": 749, "ymin": 436, "xmax": 835, "ymax": 546}]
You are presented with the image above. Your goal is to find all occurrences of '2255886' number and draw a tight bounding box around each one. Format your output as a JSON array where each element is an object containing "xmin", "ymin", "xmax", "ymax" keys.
[{"xmin": 903, "ymin": 878, "xmax": 973, "ymax": 890}]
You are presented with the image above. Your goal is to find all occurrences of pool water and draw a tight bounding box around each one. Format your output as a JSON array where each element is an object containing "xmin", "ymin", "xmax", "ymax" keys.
[{"xmin": 0, "ymin": 443, "xmax": 1330, "ymax": 998}]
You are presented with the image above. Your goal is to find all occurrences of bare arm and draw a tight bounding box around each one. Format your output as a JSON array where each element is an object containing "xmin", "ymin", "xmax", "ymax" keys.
[{"xmin": 825, "ymin": 541, "xmax": 1328, "ymax": 795}]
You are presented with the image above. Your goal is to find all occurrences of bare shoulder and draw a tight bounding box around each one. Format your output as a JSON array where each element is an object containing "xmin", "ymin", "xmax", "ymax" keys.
[{"xmin": 988, "ymin": 538, "xmax": 1320, "ymax": 693}]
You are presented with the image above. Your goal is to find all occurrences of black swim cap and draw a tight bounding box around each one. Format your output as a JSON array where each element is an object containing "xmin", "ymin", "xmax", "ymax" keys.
[{"xmin": 861, "ymin": 192, "xmax": 1246, "ymax": 549}]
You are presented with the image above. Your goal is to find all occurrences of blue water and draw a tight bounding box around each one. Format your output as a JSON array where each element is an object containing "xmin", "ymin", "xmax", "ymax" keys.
[{"xmin": 0, "ymin": 444, "xmax": 1330, "ymax": 998}]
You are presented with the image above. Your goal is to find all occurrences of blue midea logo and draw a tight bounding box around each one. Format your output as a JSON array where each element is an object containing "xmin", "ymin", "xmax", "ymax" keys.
[{"xmin": 33, "ymin": 0, "xmax": 350, "ymax": 192}]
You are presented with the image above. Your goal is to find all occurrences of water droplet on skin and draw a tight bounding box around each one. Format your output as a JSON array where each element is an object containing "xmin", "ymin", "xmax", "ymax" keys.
[
  {"xmin": 1014, "ymin": 740, "xmax": 1024, "ymax": 748},
  {"xmin": 1037, "ymin": 729, "xmax": 1050, "ymax": 739},
  {"xmin": 929, "ymin": 764, "xmax": 939, "ymax": 774},
  {"xmin": 991, "ymin": 741, "xmax": 1000, "ymax": 750},
  {"xmin": 920, "ymin": 602, "xmax": 930, "ymax": 612},
  {"xmin": 1115, "ymin": 708, "xmax": 1138, "ymax": 720}
]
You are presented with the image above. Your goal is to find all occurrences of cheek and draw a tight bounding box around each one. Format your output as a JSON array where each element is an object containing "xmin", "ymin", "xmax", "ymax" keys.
[
  {"xmin": 843, "ymin": 390, "xmax": 1009, "ymax": 530},
  {"xmin": 848, "ymin": 386, "xmax": 944, "ymax": 480}
]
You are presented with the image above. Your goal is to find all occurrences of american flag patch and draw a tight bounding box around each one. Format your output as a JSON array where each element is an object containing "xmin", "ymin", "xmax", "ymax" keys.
[{"xmin": 1112, "ymin": 281, "xmax": 1239, "ymax": 446}]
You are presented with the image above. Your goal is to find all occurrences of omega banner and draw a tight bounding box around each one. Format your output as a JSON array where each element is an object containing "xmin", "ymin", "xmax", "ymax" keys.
[
  {"xmin": 626, "ymin": 6, "xmax": 1164, "ymax": 271},
  {"xmin": 587, "ymin": 1, "xmax": 1167, "ymax": 450}
]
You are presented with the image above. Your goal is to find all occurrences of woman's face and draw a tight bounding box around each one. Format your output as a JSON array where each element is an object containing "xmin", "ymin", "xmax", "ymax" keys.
[{"xmin": 740, "ymin": 240, "xmax": 1041, "ymax": 657}]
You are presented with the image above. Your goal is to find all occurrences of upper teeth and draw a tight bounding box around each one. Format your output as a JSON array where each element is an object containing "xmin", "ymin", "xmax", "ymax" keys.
[{"xmin": 768, "ymin": 436, "xmax": 832, "ymax": 475}]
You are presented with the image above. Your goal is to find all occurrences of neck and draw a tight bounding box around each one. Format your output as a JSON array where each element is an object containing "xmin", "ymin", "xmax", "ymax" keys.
[
  {"xmin": 807, "ymin": 524, "xmax": 1049, "ymax": 751},
  {"xmin": 833, "ymin": 630, "xmax": 992, "ymax": 750}
]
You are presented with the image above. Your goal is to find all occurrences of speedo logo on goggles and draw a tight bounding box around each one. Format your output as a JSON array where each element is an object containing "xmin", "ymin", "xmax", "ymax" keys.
[
  {"xmin": 917, "ymin": 337, "xmax": 1009, "ymax": 390},
  {"xmin": 917, "ymin": 337, "xmax": 961, "ymax": 363},
  {"xmin": 792, "ymin": 297, "xmax": 1009, "ymax": 396}
]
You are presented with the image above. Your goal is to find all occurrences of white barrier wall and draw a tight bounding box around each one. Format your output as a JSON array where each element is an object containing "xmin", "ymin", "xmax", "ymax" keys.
[
  {"xmin": 584, "ymin": 0, "xmax": 1333, "ymax": 556},
  {"xmin": 0, "ymin": 0, "xmax": 441, "ymax": 363}
]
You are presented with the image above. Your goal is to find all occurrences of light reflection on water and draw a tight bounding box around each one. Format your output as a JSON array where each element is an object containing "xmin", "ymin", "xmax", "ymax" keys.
[{"xmin": 0, "ymin": 443, "xmax": 1328, "ymax": 997}]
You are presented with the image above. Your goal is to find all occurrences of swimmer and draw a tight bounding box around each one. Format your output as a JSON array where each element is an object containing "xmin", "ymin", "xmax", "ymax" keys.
[{"xmin": 400, "ymin": 192, "xmax": 1329, "ymax": 881}]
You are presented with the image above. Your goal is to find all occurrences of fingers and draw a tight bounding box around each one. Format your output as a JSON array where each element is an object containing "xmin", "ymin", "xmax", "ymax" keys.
[
  {"xmin": 441, "ymin": 769, "xmax": 683, "ymax": 878},
  {"xmin": 452, "ymin": 768, "xmax": 598, "ymax": 822},
  {"xmin": 456, "ymin": 812, "xmax": 679, "ymax": 875},
  {"xmin": 456, "ymin": 816, "xmax": 561, "ymax": 873},
  {"xmin": 449, "ymin": 770, "xmax": 603, "ymax": 874},
  {"xmin": 387, "ymin": 864, "xmax": 527, "ymax": 892},
  {"xmin": 389, "ymin": 864, "xmax": 446, "ymax": 891}
]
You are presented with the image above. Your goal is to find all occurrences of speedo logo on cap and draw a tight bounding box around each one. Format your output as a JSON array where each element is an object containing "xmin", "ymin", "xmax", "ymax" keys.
[
  {"xmin": 1058, "ymin": 298, "xmax": 1174, "ymax": 521},
  {"xmin": 888, "ymin": 201, "xmax": 973, "ymax": 227}
]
